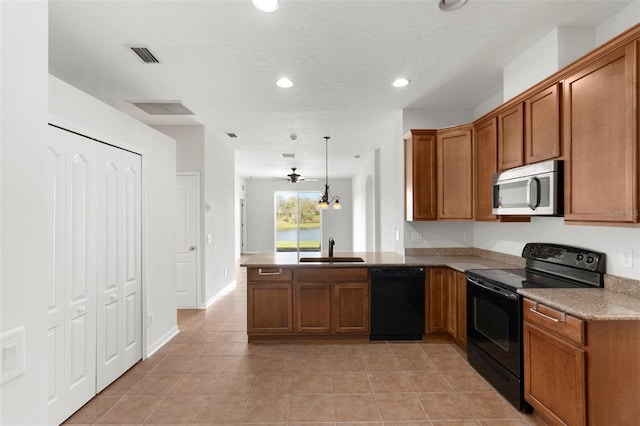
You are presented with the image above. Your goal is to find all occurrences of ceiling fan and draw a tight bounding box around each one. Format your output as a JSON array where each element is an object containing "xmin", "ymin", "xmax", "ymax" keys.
[{"xmin": 273, "ymin": 168, "xmax": 318, "ymax": 184}]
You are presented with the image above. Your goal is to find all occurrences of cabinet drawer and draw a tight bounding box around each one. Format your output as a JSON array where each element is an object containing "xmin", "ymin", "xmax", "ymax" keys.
[
  {"xmin": 248, "ymin": 267, "xmax": 292, "ymax": 282},
  {"xmin": 523, "ymin": 298, "xmax": 585, "ymax": 346},
  {"xmin": 295, "ymin": 268, "xmax": 368, "ymax": 282}
]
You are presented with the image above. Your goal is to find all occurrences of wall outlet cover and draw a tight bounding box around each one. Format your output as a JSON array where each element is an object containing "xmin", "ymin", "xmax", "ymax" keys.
[{"xmin": 620, "ymin": 248, "xmax": 633, "ymax": 268}]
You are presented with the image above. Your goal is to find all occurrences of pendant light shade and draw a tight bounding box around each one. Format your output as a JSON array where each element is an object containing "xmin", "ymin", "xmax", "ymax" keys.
[{"xmin": 318, "ymin": 136, "xmax": 342, "ymax": 210}]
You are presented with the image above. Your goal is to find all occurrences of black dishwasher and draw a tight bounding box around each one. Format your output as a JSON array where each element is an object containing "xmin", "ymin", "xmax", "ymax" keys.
[{"xmin": 370, "ymin": 267, "xmax": 425, "ymax": 340}]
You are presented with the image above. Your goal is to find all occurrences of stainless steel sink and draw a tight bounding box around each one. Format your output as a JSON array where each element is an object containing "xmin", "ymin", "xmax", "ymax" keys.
[{"xmin": 299, "ymin": 256, "xmax": 365, "ymax": 263}]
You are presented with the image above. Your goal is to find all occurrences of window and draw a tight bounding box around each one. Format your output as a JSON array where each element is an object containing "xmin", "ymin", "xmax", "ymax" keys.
[{"xmin": 275, "ymin": 191, "xmax": 321, "ymax": 252}]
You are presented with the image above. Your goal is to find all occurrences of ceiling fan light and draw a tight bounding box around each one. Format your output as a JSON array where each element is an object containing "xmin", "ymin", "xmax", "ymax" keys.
[
  {"xmin": 252, "ymin": 0, "xmax": 279, "ymax": 13},
  {"xmin": 392, "ymin": 78, "xmax": 410, "ymax": 88},
  {"xmin": 276, "ymin": 77, "xmax": 294, "ymax": 88}
]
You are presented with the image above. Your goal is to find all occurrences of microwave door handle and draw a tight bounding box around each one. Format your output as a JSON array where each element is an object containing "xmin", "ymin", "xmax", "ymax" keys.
[{"xmin": 527, "ymin": 177, "xmax": 540, "ymax": 210}]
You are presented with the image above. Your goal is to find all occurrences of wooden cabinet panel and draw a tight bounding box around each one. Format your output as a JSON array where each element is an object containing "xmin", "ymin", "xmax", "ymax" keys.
[
  {"xmin": 445, "ymin": 269, "xmax": 457, "ymax": 338},
  {"xmin": 525, "ymin": 83, "xmax": 561, "ymax": 164},
  {"xmin": 524, "ymin": 322, "xmax": 586, "ymax": 426},
  {"xmin": 426, "ymin": 268, "xmax": 447, "ymax": 333},
  {"xmin": 333, "ymin": 283, "xmax": 369, "ymax": 333},
  {"xmin": 474, "ymin": 117, "xmax": 498, "ymax": 221},
  {"xmin": 455, "ymin": 271, "xmax": 467, "ymax": 349},
  {"xmin": 437, "ymin": 126, "xmax": 474, "ymax": 220},
  {"xmin": 404, "ymin": 130, "xmax": 437, "ymax": 221},
  {"xmin": 247, "ymin": 283, "xmax": 293, "ymax": 333},
  {"xmin": 293, "ymin": 268, "xmax": 369, "ymax": 335},
  {"xmin": 498, "ymin": 103, "xmax": 524, "ymax": 170},
  {"xmin": 295, "ymin": 283, "xmax": 331, "ymax": 333},
  {"xmin": 563, "ymin": 43, "xmax": 638, "ymax": 223}
]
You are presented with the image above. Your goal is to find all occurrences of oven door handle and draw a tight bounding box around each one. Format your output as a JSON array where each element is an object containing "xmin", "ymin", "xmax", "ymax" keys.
[{"xmin": 467, "ymin": 278, "xmax": 519, "ymax": 301}]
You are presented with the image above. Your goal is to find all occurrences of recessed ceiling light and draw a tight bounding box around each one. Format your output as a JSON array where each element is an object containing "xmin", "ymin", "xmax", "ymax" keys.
[
  {"xmin": 392, "ymin": 78, "xmax": 410, "ymax": 88},
  {"xmin": 253, "ymin": 0, "xmax": 279, "ymax": 13},
  {"xmin": 276, "ymin": 77, "xmax": 294, "ymax": 88},
  {"xmin": 439, "ymin": 0, "xmax": 467, "ymax": 12}
]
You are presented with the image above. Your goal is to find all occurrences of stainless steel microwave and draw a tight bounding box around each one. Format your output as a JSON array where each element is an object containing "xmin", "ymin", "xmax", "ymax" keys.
[{"xmin": 492, "ymin": 160, "xmax": 563, "ymax": 216}]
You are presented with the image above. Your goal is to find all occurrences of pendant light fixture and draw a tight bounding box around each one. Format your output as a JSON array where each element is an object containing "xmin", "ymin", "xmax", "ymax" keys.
[{"xmin": 318, "ymin": 136, "xmax": 342, "ymax": 210}]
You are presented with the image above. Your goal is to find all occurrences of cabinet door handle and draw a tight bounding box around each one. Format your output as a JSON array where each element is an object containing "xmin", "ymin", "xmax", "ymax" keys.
[
  {"xmin": 258, "ymin": 268, "xmax": 282, "ymax": 276},
  {"xmin": 530, "ymin": 303, "xmax": 565, "ymax": 323}
]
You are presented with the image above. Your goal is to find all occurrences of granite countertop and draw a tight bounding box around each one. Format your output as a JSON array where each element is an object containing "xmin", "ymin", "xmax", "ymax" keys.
[
  {"xmin": 518, "ymin": 288, "xmax": 640, "ymax": 320},
  {"xmin": 240, "ymin": 251, "xmax": 516, "ymax": 271}
]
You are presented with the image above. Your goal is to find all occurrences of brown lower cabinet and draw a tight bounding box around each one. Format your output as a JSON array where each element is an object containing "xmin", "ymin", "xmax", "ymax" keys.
[
  {"xmin": 247, "ymin": 267, "xmax": 369, "ymax": 340},
  {"xmin": 523, "ymin": 298, "xmax": 640, "ymax": 425},
  {"xmin": 427, "ymin": 267, "xmax": 467, "ymax": 349}
]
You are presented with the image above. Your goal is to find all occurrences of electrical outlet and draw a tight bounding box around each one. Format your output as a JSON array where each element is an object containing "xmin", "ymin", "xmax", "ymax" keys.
[
  {"xmin": 463, "ymin": 232, "xmax": 471, "ymax": 242},
  {"xmin": 395, "ymin": 230, "xmax": 400, "ymax": 241},
  {"xmin": 620, "ymin": 248, "xmax": 633, "ymax": 268},
  {"xmin": 411, "ymin": 232, "xmax": 423, "ymax": 243},
  {"xmin": 224, "ymin": 268, "xmax": 228, "ymax": 278},
  {"xmin": 147, "ymin": 312, "xmax": 154, "ymax": 328}
]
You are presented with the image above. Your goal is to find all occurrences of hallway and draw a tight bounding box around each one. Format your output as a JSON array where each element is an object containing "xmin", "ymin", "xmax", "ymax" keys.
[{"xmin": 63, "ymin": 260, "xmax": 545, "ymax": 425}]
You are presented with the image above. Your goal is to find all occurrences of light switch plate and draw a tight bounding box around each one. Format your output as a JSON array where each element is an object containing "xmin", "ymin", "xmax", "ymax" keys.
[{"xmin": 1, "ymin": 326, "xmax": 25, "ymax": 385}]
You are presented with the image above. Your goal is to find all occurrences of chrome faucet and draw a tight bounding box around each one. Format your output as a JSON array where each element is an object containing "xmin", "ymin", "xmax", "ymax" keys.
[{"xmin": 328, "ymin": 237, "xmax": 335, "ymax": 258}]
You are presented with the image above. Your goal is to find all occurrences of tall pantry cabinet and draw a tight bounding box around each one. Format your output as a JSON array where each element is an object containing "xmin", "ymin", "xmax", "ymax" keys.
[{"xmin": 46, "ymin": 125, "xmax": 142, "ymax": 425}]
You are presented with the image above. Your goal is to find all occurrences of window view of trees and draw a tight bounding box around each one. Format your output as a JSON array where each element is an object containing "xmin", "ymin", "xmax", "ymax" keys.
[{"xmin": 275, "ymin": 191, "xmax": 321, "ymax": 252}]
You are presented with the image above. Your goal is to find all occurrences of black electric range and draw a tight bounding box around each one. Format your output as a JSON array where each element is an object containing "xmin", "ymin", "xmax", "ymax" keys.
[{"xmin": 465, "ymin": 243, "xmax": 605, "ymax": 412}]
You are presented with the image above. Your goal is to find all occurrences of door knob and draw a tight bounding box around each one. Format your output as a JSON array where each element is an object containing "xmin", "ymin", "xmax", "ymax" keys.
[
  {"xmin": 110, "ymin": 293, "xmax": 117, "ymax": 301},
  {"xmin": 77, "ymin": 305, "xmax": 86, "ymax": 314},
  {"xmin": 189, "ymin": 245, "xmax": 196, "ymax": 251}
]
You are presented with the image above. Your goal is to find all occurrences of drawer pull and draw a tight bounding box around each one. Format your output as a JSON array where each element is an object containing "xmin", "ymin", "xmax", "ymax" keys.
[
  {"xmin": 530, "ymin": 302, "xmax": 565, "ymax": 323},
  {"xmin": 258, "ymin": 268, "xmax": 283, "ymax": 276}
]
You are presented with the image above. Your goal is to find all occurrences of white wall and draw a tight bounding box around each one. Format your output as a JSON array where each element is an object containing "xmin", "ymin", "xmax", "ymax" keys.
[
  {"xmin": 352, "ymin": 151, "xmax": 377, "ymax": 251},
  {"xmin": 403, "ymin": 108, "xmax": 474, "ymax": 130},
  {"xmin": 405, "ymin": 221, "xmax": 474, "ymax": 249},
  {"xmin": 1, "ymin": 2, "xmax": 49, "ymax": 424},
  {"xmin": 504, "ymin": 27, "xmax": 595, "ymax": 101},
  {"xmin": 475, "ymin": 218, "xmax": 640, "ymax": 280},
  {"xmin": 48, "ymin": 76, "xmax": 179, "ymax": 355},
  {"xmin": 596, "ymin": 0, "xmax": 640, "ymax": 44},
  {"xmin": 245, "ymin": 178, "xmax": 353, "ymax": 252},
  {"xmin": 203, "ymin": 129, "xmax": 236, "ymax": 305}
]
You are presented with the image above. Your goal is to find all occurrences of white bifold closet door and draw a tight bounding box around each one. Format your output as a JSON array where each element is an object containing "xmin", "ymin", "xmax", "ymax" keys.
[{"xmin": 46, "ymin": 126, "xmax": 142, "ymax": 425}]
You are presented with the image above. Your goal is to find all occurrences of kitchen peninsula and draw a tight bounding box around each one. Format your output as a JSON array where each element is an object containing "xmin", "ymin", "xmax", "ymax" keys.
[{"xmin": 241, "ymin": 251, "xmax": 514, "ymax": 342}]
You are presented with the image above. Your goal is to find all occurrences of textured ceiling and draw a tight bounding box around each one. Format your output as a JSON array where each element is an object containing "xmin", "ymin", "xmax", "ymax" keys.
[{"xmin": 49, "ymin": 0, "xmax": 631, "ymax": 179}]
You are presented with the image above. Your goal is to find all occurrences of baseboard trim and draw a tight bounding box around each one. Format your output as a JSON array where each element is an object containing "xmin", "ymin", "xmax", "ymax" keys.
[
  {"xmin": 145, "ymin": 325, "xmax": 180, "ymax": 359},
  {"xmin": 205, "ymin": 280, "xmax": 237, "ymax": 308}
]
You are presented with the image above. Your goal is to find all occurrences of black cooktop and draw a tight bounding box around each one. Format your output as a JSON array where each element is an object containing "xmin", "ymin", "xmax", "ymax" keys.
[{"xmin": 466, "ymin": 268, "xmax": 598, "ymax": 292}]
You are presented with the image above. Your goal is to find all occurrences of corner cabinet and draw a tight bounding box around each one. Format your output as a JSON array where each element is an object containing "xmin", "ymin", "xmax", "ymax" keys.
[
  {"xmin": 563, "ymin": 42, "xmax": 638, "ymax": 224},
  {"xmin": 523, "ymin": 298, "xmax": 640, "ymax": 425},
  {"xmin": 426, "ymin": 267, "xmax": 467, "ymax": 350},
  {"xmin": 404, "ymin": 130, "xmax": 437, "ymax": 221},
  {"xmin": 437, "ymin": 125, "xmax": 474, "ymax": 220}
]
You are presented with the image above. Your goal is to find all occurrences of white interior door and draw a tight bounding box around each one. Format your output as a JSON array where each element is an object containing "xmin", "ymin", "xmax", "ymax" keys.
[
  {"xmin": 65, "ymin": 132, "xmax": 97, "ymax": 414},
  {"xmin": 176, "ymin": 173, "xmax": 199, "ymax": 308},
  {"xmin": 95, "ymin": 144, "xmax": 124, "ymax": 391},
  {"xmin": 121, "ymin": 151, "xmax": 142, "ymax": 370}
]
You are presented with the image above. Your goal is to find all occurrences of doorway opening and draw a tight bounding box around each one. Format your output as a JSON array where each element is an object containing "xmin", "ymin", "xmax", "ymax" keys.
[{"xmin": 275, "ymin": 191, "xmax": 321, "ymax": 252}]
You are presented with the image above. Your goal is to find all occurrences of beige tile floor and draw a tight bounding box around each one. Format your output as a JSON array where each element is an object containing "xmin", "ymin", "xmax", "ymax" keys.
[{"xmin": 64, "ymin": 262, "xmax": 548, "ymax": 425}]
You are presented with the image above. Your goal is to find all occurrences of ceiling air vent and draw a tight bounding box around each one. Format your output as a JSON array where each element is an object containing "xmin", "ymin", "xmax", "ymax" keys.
[
  {"xmin": 129, "ymin": 101, "xmax": 194, "ymax": 115},
  {"xmin": 130, "ymin": 46, "xmax": 160, "ymax": 63},
  {"xmin": 281, "ymin": 153, "xmax": 296, "ymax": 158},
  {"xmin": 226, "ymin": 133, "xmax": 238, "ymax": 138}
]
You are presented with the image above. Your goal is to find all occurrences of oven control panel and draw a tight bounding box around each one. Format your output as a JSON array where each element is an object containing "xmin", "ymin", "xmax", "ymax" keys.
[{"xmin": 522, "ymin": 243, "xmax": 605, "ymax": 272}]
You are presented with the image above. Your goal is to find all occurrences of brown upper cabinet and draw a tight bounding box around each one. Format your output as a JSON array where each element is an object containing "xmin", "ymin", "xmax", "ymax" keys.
[
  {"xmin": 437, "ymin": 125, "xmax": 474, "ymax": 220},
  {"xmin": 563, "ymin": 42, "xmax": 638, "ymax": 224},
  {"xmin": 404, "ymin": 130, "xmax": 437, "ymax": 221},
  {"xmin": 525, "ymin": 83, "xmax": 561, "ymax": 164},
  {"xmin": 497, "ymin": 103, "xmax": 524, "ymax": 170},
  {"xmin": 497, "ymin": 83, "xmax": 562, "ymax": 171},
  {"xmin": 474, "ymin": 117, "xmax": 498, "ymax": 221}
]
